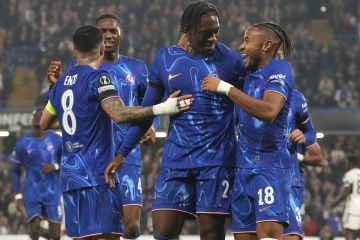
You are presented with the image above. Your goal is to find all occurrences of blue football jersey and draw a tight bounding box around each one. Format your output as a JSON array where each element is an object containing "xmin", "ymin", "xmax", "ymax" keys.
[
  {"xmin": 101, "ymin": 56, "xmax": 148, "ymax": 166},
  {"xmin": 48, "ymin": 65, "xmax": 119, "ymax": 192},
  {"xmin": 149, "ymin": 42, "xmax": 244, "ymax": 169},
  {"xmin": 237, "ymin": 58, "xmax": 295, "ymax": 169},
  {"xmin": 11, "ymin": 132, "xmax": 62, "ymax": 203},
  {"xmin": 288, "ymin": 89, "xmax": 317, "ymax": 188}
]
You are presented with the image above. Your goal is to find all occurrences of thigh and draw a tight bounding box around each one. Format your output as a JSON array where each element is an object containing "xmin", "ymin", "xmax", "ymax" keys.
[
  {"xmin": 152, "ymin": 168, "xmax": 196, "ymax": 217},
  {"xmin": 63, "ymin": 185, "xmax": 124, "ymax": 238},
  {"xmin": 152, "ymin": 210, "xmax": 188, "ymax": 238},
  {"xmin": 196, "ymin": 166, "xmax": 234, "ymax": 214},
  {"xmin": 231, "ymin": 168, "xmax": 256, "ymax": 233},
  {"xmin": 198, "ymin": 213, "xmax": 227, "ymax": 240},
  {"xmin": 118, "ymin": 165, "xmax": 143, "ymax": 206}
]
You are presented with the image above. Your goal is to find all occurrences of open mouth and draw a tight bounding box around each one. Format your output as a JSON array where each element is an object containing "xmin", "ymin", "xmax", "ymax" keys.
[{"xmin": 104, "ymin": 41, "xmax": 114, "ymax": 48}]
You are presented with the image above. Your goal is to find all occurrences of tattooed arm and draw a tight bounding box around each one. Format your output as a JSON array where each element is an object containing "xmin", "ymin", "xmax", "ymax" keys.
[
  {"xmin": 101, "ymin": 90, "xmax": 193, "ymax": 124},
  {"xmin": 101, "ymin": 96, "xmax": 154, "ymax": 123}
]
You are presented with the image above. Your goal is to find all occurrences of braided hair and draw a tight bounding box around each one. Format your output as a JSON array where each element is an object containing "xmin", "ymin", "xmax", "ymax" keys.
[
  {"xmin": 253, "ymin": 22, "xmax": 293, "ymax": 59},
  {"xmin": 180, "ymin": 1, "xmax": 219, "ymax": 33}
]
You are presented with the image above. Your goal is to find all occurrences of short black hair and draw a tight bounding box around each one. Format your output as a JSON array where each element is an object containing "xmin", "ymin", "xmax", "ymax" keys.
[
  {"xmin": 95, "ymin": 13, "xmax": 122, "ymax": 27},
  {"xmin": 253, "ymin": 22, "xmax": 294, "ymax": 59},
  {"xmin": 180, "ymin": 1, "xmax": 219, "ymax": 33},
  {"xmin": 72, "ymin": 25, "xmax": 103, "ymax": 52}
]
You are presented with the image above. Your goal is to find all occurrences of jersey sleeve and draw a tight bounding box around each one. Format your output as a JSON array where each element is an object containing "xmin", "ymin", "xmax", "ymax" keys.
[
  {"xmin": 91, "ymin": 70, "xmax": 118, "ymax": 102},
  {"xmin": 265, "ymin": 60, "xmax": 295, "ymax": 100},
  {"xmin": 148, "ymin": 50, "xmax": 166, "ymax": 93},
  {"xmin": 294, "ymin": 91, "xmax": 317, "ymax": 146},
  {"xmin": 136, "ymin": 61, "xmax": 149, "ymax": 104}
]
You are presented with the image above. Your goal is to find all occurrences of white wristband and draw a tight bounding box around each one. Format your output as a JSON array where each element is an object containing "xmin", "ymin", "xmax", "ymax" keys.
[
  {"xmin": 297, "ymin": 153, "xmax": 304, "ymax": 162},
  {"xmin": 152, "ymin": 98, "xmax": 179, "ymax": 116},
  {"xmin": 54, "ymin": 163, "xmax": 60, "ymax": 171},
  {"xmin": 216, "ymin": 80, "xmax": 233, "ymax": 96},
  {"xmin": 15, "ymin": 193, "xmax": 23, "ymax": 200}
]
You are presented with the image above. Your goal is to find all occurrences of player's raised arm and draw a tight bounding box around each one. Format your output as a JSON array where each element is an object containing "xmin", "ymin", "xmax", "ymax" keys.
[
  {"xmin": 100, "ymin": 90, "xmax": 194, "ymax": 124},
  {"xmin": 40, "ymin": 101, "xmax": 59, "ymax": 130}
]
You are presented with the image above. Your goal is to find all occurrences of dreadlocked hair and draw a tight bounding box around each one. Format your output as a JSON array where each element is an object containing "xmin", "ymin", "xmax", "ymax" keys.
[
  {"xmin": 180, "ymin": 1, "xmax": 219, "ymax": 33},
  {"xmin": 253, "ymin": 22, "xmax": 294, "ymax": 59}
]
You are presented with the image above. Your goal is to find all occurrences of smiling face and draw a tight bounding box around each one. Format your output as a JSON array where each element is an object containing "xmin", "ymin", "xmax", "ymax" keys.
[
  {"xmin": 96, "ymin": 18, "xmax": 122, "ymax": 55},
  {"xmin": 238, "ymin": 26, "xmax": 266, "ymax": 71},
  {"xmin": 187, "ymin": 15, "xmax": 220, "ymax": 57}
]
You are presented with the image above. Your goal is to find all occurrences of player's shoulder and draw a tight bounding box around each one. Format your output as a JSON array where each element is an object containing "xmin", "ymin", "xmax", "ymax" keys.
[
  {"xmin": 120, "ymin": 55, "xmax": 146, "ymax": 66},
  {"xmin": 270, "ymin": 58, "xmax": 293, "ymax": 71},
  {"xmin": 293, "ymin": 89, "xmax": 306, "ymax": 102},
  {"xmin": 215, "ymin": 42, "xmax": 238, "ymax": 56},
  {"xmin": 46, "ymin": 131, "xmax": 61, "ymax": 140}
]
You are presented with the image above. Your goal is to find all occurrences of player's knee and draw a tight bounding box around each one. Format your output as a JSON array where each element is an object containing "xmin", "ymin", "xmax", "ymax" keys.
[
  {"xmin": 200, "ymin": 228, "xmax": 225, "ymax": 240},
  {"xmin": 124, "ymin": 220, "xmax": 141, "ymax": 238}
]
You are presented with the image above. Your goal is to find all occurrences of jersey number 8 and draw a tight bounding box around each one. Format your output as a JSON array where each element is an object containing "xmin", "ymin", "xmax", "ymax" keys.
[{"xmin": 61, "ymin": 89, "xmax": 77, "ymax": 135}]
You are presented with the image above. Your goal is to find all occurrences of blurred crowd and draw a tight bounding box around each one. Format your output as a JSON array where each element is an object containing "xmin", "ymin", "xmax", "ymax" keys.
[
  {"xmin": 0, "ymin": 0, "xmax": 360, "ymax": 108},
  {"xmin": 0, "ymin": 134, "xmax": 359, "ymax": 237}
]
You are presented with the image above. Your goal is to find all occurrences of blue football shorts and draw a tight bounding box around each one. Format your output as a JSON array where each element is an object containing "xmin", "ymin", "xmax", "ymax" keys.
[
  {"xmin": 152, "ymin": 166, "xmax": 235, "ymax": 217},
  {"xmin": 118, "ymin": 164, "xmax": 142, "ymax": 206},
  {"xmin": 231, "ymin": 167, "xmax": 291, "ymax": 233},
  {"xmin": 62, "ymin": 184, "xmax": 124, "ymax": 238},
  {"xmin": 24, "ymin": 196, "xmax": 62, "ymax": 223},
  {"xmin": 284, "ymin": 186, "xmax": 303, "ymax": 236}
]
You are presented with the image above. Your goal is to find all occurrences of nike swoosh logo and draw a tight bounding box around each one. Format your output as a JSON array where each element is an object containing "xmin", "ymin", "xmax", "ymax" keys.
[{"xmin": 168, "ymin": 73, "xmax": 182, "ymax": 80}]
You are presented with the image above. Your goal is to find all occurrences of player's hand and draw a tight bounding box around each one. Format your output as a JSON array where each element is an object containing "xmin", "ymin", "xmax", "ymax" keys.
[
  {"xmin": 170, "ymin": 90, "xmax": 194, "ymax": 113},
  {"xmin": 15, "ymin": 199, "xmax": 23, "ymax": 212},
  {"xmin": 42, "ymin": 163, "xmax": 56, "ymax": 174},
  {"xmin": 288, "ymin": 129, "xmax": 305, "ymax": 144},
  {"xmin": 202, "ymin": 76, "xmax": 221, "ymax": 92},
  {"xmin": 47, "ymin": 61, "xmax": 62, "ymax": 86},
  {"xmin": 104, "ymin": 154, "xmax": 125, "ymax": 188},
  {"xmin": 139, "ymin": 127, "xmax": 156, "ymax": 145}
]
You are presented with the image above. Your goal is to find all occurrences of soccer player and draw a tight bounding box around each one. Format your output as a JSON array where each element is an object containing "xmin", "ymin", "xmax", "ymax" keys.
[
  {"xmin": 105, "ymin": 1, "xmax": 244, "ymax": 239},
  {"xmin": 284, "ymin": 89, "xmax": 324, "ymax": 240},
  {"xmin": 202, "ymin": 22, "xmax": 295, "ymax": 240},
  {"xmin": 11, "ymin": 106, "xmax": 62, "ymax": 240},
  {"xmin": 330, "ymin": 155, "xmax": 360, "ymax": 240},
  {"xmin": 48, "ymin": 13, "xmax": 156, "ymax": 240},
  {"xmin": 40, "ymin": 24, "xmax": 193, "ymax": 239}
]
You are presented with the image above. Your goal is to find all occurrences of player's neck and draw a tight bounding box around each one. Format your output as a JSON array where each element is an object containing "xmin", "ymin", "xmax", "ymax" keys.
[
  {"xmin": 103, "ymin": 52, "xmax": 120, "ymax": 63},
  {"xmin": 32, "ymin": 128, "xmax": 45, "ymax": 139},
  {"xmin": 77, "ymin": 57, "xmax": 101, "ymax": 69}
]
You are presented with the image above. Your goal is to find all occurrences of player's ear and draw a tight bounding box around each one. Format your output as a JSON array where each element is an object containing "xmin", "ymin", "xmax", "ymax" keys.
[
  {"xmin": 262, "ymin": 40, "xmax": 273, "ymax": 53},
  {"xmin": 72, "ymin": 48, "xmax": 77, "ymax": 58},
  {"xmin": 99, "ymin": 44, "xmax": 105, "ymax": 56}
]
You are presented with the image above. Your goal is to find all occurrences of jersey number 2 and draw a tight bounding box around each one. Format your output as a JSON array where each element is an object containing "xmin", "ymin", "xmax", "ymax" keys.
[{"xmin": 61, "ymin": 89, "xmax": 77, "ymax": 135}]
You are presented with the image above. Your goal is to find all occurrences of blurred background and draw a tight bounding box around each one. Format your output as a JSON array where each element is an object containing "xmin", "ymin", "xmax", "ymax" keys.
[{"xmin": 0, "ymin": 0, "xmax": 359, "ymax": 238}]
